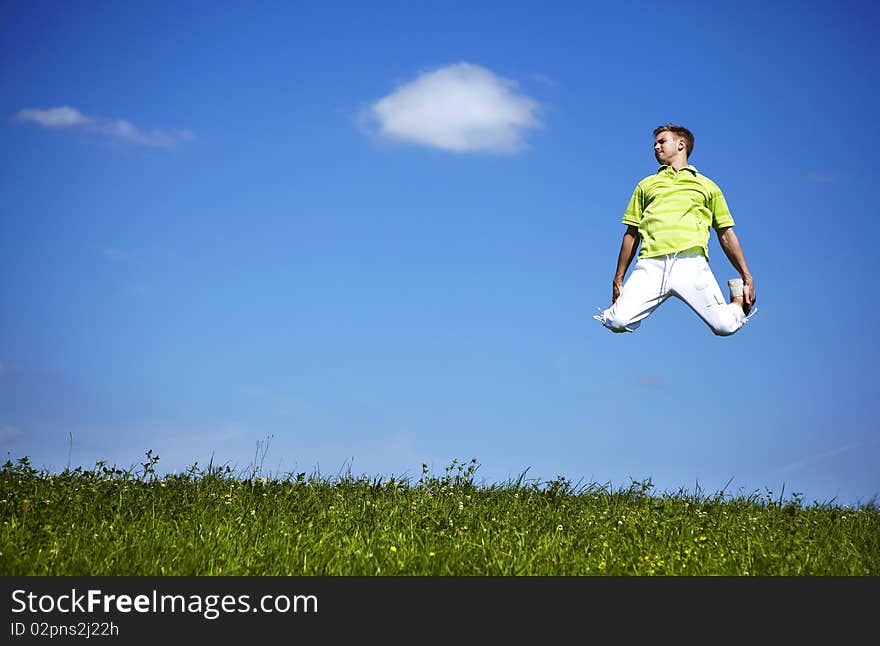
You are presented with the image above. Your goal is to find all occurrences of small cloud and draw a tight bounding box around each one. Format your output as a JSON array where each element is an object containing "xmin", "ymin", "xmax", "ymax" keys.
[
  {"xmin": 0, "ymin": 361, "xmax": 21, "ymax": 378},
  {"xmin": 16, "ymin": 106, "xmax": 93, "ymax": 128},
  {"xmin": 176, "ymin": 129, "xmax": 197, "ymax": 142},
  {"xmin": 0, "ymin": 425, "xmax": 23, "ymax": 442},
  {"xmin": 96, "ymin": 119, "xmax": 176, "ymax": 146},
  {"xmin": 806, "ymin": 171, "xmax": 840, "ymax": 184},
  {"xmin": 365, "ymin": 62, "xmax": 542, "ymax": 154},
  {"xmin": 528, "ymin": 73, "xmax": 559, "ymax": 87},
  {"xmin": 14, "ymin": 106, "xmax": 193, "ymax": 147},
  {"xmin": 776, "ymin": 440, "xmax": 877, "ymax": 475},
  {"xmin": 636, "ymin": 375, "xmax": 665, "ymax": 390},
  {"xmin": 101, "ymin": 246, "xmax": 129, "ymax": 262}
]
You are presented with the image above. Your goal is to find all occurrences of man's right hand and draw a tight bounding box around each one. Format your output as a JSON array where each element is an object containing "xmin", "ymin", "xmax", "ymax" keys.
[
  {"xmin": 612, "ymin": 226, "xmax": 639, "ymax": 304},
  {"xmin": 612, "ymin": 279, "xmax": 624, "ymax": 303},
  {"xmin": 742, "ymin": 275, "xmax": 756, "ymax": 315}
]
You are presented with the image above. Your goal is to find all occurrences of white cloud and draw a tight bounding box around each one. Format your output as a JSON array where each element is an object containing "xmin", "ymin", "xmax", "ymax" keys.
[
  {"xmin": 636, "ymin": 375, "xmax": 665, "ymax": 391},
  {"xmin": 367, "ymin": 63, "xmax": 542, "ymax": 154},
  {"xmin": 776, "ymin": 440, "xmax": 873, "ymax": 475},
  {"xmin": 806, "ymin": 171, "xmax": 840, "ymax": 184},
  {"xmin": 0, "ymin": 361, "xmax": 21, "ymax": 377},
  {"xmin": 96, "ymin": 119, "xmax": 176, "ymax": 146},
  {"xmin": 0, "ymin": 425, "xmax": 23, "ymax": 442},
  {"xmin": 15, "ymin": 106, "xmax": 194, "ymax": 147},
  {"xmin": 16, "ymin": 106, "xmax": 92, "ymax": 128}
]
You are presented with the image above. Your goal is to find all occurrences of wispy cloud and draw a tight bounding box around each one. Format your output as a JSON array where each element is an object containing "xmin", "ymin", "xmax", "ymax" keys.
[
  {"xmin": 15, "ymin": 106, "xmax": 195, "ymax": 147},
  {"xmin": 100, "ymin": 246, "xmax": 131, "ymax": 262},
  {"xmin": 636, "ymin": 374, "xmax": 665, "ymax": 390},
  {"xmin": 365, "ymin": 63, "xmax": 542, "ymax": 154},
  {"xmin": 776, "ymin": 440, "xmax": 878, "ymax": 475},
  {"xmin": 528, "ymin": 73, "xmax": 559, "ymax": 87},
  {"xmin": 16, "ymin": 106, "xmax": 92, "ymax": 128},
  {"xmin": 0, "ymin": 425, "xmax": 23, "ymax": 442},
  {"xmin": 0, "ymin": 361, "xmax": 21, "ymax": 378},
  {"xmin": 806, "ymin": 171, "xmax": 840, "ymax": 184}
]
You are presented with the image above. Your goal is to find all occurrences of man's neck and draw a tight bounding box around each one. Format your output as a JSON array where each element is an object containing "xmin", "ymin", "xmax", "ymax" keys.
[{"xmin": 668, "ymin": 157, "xmax": 689, "ymax": 172}]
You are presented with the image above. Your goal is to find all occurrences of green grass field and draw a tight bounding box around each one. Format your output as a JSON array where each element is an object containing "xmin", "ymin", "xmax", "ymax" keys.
[{"xmin": 2, "ymin": 452, "xmax": 877, "ymax": 576}]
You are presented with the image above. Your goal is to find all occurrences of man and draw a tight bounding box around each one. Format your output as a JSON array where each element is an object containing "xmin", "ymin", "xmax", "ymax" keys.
[{"xmin": 595, "ymin": 124, "xmax": 756, "ymax": 336}]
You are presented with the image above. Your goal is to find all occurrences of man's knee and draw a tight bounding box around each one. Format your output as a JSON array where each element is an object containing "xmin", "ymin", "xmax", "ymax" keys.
[
  {"xmin": 596, "ymin": 309, "xmax": 640, "ymax": 333},
  {"xmin": 710, "ymin": 311, "xmax": 744, "ymax": 336}
]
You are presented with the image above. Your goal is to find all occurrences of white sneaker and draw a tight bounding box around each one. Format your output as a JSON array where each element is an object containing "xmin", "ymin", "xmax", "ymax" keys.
[{"xmin": 727, "ymin": 278, "xmax": 743, "ymax": 300}]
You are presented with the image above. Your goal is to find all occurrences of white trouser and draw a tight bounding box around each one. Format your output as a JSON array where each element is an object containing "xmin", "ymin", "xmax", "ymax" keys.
[{"xmin": 595, "ymin": 251, "xmax": 749, "ymax": 336}]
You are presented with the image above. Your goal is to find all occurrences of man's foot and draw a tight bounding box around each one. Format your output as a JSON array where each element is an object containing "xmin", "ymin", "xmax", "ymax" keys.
[
  {"xmin": 728, "ymin": 278, "xmax": 746, "ymax": 312},
  {"xmin": 728, "ymin": 277, "xmax": 756, "ymax": 315}
]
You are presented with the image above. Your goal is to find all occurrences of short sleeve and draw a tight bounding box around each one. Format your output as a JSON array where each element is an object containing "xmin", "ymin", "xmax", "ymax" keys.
[
  {"xmin": 621, "ymin": 184, "xmax": 642, "ymax": 226},
  {"xmin": 709, "ymin": 187, "xmax": 735, "ymax": 229}
]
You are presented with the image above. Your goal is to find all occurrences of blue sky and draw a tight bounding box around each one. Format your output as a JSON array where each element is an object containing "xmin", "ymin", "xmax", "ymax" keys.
[{"xmin": 2, "ymin": 0, "xmax": 878, "ymax": 506}]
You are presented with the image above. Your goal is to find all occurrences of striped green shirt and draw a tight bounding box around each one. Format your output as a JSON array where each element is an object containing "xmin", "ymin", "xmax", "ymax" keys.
[{"xmin": 622, "ymin": 165, "xmax": 735, "ymax": 259}]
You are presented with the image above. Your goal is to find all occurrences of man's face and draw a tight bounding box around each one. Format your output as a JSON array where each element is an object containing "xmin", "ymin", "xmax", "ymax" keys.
[{"xmin": 654, "ymin": 131, "xmax": 683, "ymax": 165}]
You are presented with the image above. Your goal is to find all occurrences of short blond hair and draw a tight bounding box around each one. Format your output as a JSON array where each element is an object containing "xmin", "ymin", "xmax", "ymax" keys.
[{"xmin": 653, "ymin": 124, "xmax": 694, "ymax": 158}]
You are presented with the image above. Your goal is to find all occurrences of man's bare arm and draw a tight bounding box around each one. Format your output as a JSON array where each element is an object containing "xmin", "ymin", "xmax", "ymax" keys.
[
  {"xmin": 613, "ymin": 225, "xmax": 640, "ymax": 303},
  {"xmin": 716, "ymin": 226, "xmax": 756, "ymax": 314}
]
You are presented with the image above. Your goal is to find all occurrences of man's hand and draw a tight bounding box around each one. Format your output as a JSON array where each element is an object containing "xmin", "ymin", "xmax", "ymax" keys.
[
  {"xmin": 611, "ymin": 225, "xmax": 640, "ymax": 304},
  {"xmin": 612, "ymin": 278, "xmax": 624, "ymax": 303},
  {"xmin": 742, "ymin": 274, "xmax": 756, "ymax": 315}
]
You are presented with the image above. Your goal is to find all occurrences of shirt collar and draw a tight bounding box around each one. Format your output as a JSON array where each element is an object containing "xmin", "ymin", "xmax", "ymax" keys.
[{"xmin": 658, "ymin": 164, "xmax": 698, "ymax": 175}]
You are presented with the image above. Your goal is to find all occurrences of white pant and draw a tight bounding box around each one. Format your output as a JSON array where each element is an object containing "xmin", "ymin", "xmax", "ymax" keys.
[{"xmin": 595, "ymin": 251, "xmax": 748, "ymax": 336}]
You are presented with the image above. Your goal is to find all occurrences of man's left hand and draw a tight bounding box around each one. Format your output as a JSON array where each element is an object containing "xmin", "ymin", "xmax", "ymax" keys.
[{"xmin": 743, "ymin": 275, "xmax": 756, "ymax": 315}]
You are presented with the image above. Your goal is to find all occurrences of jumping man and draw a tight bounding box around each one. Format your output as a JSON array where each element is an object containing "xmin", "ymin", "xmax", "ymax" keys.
[{"xmin": 595, "ymin": 124, "xmax": 757, "ymax": 335}]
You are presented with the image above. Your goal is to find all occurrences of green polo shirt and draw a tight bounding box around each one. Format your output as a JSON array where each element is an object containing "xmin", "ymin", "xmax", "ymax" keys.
[{"xmin": 622, "ymin": 165, "xmax": 735, "ymax": 259}]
